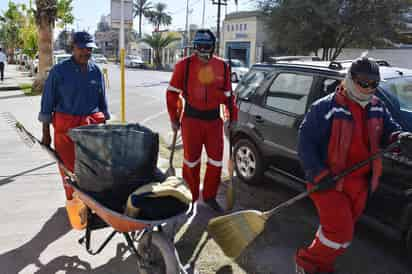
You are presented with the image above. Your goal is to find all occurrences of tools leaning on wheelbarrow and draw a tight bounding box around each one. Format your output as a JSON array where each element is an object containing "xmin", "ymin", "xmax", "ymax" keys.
[
  {"xmin": 165, "ymin": 97, "xmax": 183, "ymax": 177},
  {"xmin": 2, "ymin": 112, "xmax": 78, "ymax": 181},
  {"xmin": 207, "ymin": 137, "xmax": 412, "ymax": 259}
]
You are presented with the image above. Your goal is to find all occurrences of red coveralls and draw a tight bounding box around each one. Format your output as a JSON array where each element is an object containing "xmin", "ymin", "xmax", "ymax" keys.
[
  {"xmin": 166, "ymin": 54, "xmax": 238, "ymax": 201},
  {"xmin": 296, "ymin": 91, "xmax": 380, "ymax": 273},
  {"xmin": 53, "ymin": 112, "xmax": 105, "ymax": 200}
]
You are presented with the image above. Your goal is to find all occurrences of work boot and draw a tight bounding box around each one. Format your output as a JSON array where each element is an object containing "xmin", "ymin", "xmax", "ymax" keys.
[{"xmin": 204, "ymin": 198, "xmax": 223, "ymax": 213}]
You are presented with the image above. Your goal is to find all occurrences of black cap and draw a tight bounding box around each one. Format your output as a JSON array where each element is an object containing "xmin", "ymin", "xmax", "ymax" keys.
[
  {"xmin": 72, "ymin": 31, "xmax": 97, "ymax": 49},
  {"xmin": 350, "ymin": 57, "xmax": 380, "ymax": 81}
]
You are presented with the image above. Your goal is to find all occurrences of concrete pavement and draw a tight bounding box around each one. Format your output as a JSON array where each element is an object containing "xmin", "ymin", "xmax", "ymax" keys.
[{"xmin": 0, "ymin": 64, "xmax": 34, "ymax": 91}]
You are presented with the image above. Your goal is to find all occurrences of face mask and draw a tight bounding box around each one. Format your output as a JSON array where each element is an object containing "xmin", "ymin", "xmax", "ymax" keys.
[
  {"xmin": 197, "ymin": 51, "xmax": 212, "ymax": 61},
  {"xmin": 344, "ymin": 73, "xmax": 373, "ymax": 108}
]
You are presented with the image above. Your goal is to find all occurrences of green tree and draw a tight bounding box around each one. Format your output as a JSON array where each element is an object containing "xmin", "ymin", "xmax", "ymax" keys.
[
  {"xmin": 0, "ymin": 2, "xmax": 25, "ymax": 63},
  {"xmin": 259, "ymin": 0, "xmax": 411, "ymax": 60},
  {"xmin": 133, "ymin": 0, "xmax": 153, "ymax": 38},
  {"xmin": 141, "ymin": 32, "xmax": 180, "ymax": 68},
  {"xmin": 57, "ymin": 0, "xmax": 74, "ymax": 29},
  {"xmin": 20, "ymin": 6, "xmax": 38, "ymax": 75},
  {"xmin": 147, "ymin": 2, "xmax": 172, "ymax": 32}
]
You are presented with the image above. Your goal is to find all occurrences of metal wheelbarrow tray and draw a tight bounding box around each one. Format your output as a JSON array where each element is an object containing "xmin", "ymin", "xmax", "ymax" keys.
[{"xmin": 66, "ymin": 177, "xmax": 192, "ymax": 273}]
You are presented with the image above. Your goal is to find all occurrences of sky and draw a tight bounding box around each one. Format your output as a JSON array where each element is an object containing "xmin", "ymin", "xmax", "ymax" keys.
[{"xmin": 0, "ymin": 0, "xmax": 257, "ymax": 35}]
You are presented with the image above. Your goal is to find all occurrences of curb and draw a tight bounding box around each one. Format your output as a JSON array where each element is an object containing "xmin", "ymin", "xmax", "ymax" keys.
[{"xmin": 0, "ymin": 85, "xmax": 21, "ymax": 91}]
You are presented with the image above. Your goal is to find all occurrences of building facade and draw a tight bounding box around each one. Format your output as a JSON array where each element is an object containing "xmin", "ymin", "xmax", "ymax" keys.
[{"xmin": 220, "ymin": 11, "xmax": 271, "ymax": 67}]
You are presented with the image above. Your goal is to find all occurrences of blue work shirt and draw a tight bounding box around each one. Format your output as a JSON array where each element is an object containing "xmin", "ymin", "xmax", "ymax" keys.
[{"xmin": 38, "ymin": 57, "xmax": 110, "ymax": 124}]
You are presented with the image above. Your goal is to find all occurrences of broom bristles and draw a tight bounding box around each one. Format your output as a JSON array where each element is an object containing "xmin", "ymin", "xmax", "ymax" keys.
[{"xmin": 207, "ymin": 210, "xmax": 267, "ymax": 258}]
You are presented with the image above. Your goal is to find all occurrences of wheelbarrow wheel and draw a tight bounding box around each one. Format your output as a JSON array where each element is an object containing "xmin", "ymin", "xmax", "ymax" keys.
[{"xmin": 137, "ymin": 231, "xmax": 180, "ymax": 274}]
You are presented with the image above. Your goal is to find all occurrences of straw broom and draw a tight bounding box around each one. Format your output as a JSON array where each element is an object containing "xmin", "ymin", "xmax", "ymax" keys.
[{"xmin": 208, "ymin": 141, "xmax": 399, "ymax": 258}]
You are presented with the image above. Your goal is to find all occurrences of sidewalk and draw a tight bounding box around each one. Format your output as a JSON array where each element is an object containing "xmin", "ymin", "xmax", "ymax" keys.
[{"xmin": 0, "ymin": 64, "xmax": 34, "ymax": 91}]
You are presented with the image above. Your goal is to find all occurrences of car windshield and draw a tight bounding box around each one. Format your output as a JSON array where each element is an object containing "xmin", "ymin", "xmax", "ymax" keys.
[
  {"xmin": 236, "ymin": 70, "xmax": 267, "ymax": 99},
  {"xmin": 380, "ymin": 76, "xmax": 412, "ymax": 111}
]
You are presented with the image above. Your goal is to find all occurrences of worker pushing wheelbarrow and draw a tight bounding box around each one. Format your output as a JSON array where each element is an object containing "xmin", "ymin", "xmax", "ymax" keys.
[{"xmin": 8, "ymin": 117, "xmax": 194, "ymax": 274}]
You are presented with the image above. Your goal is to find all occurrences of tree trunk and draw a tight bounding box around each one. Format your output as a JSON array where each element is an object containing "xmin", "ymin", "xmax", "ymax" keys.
[{"xmin": 33, "ymin": 15, "xmax": 54, "ymax": 93}]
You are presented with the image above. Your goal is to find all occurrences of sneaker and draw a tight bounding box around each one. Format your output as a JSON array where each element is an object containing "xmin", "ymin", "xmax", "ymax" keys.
[{"xmin": 204, "ymin": 198, "xmax": 223, "ymax": 213}]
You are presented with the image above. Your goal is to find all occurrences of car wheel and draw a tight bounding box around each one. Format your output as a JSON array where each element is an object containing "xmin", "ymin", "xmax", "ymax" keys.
[
  {"xmin": 231, "ymin": 72, "xmax": 238, "ymax": 83},
  {"xmin": 233, "ymin": 139, "xmax": 264, "ymax": 184}
]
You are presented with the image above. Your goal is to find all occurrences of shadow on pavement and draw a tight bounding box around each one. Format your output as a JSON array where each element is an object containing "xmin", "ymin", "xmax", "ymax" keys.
[
  {"xmin": 175, "ymin": 202, "xmax": 217, "ymax": 272},
  {"xmin": 0, "ymin": 207, "xmax": 72, "ymax": 274},
  {"xmin": 34, "ymin": 243, "xmax": 141, "ymax": 274},
  {"xmin": 229, "ymin": 177, "xmax": 412, "ymax": 274},
  {"xmin": 0, "ymin": 162, "xmax": 56, "ymax": 186}
]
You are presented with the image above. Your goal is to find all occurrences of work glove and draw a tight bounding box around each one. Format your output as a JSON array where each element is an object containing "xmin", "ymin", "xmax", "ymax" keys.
[
  {"xmin": 312, "ymin": 173, "xmax": 336, "ymax": 192},
  {"xmin": 398, "ymin": 131, "xmax": 412, "ymax": 140},
  {"xmin": 398, "ymin": 131, "xmax": 412, "ymax": 158},
  {"xmin": 171, "ymin": 121, "xmax": 180, "ymax": 132}
]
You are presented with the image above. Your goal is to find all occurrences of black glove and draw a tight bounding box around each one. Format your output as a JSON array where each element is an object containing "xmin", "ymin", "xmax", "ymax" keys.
[
  {"xmin": 312, "ymin": 173, "xmax": 336, "ymax": 192},
  {"xmin": 398, "ymin": 132, "xmax": 412, "ymax": 158}
]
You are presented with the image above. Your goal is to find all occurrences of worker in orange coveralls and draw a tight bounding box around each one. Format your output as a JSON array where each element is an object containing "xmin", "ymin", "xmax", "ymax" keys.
[
  {"xmin": 38, "ymin": 32, "xmax": 110, "ymax": 200},
  {"xmin": 166, "ymin": 29, "xmax": 238, "ymax": 212}
]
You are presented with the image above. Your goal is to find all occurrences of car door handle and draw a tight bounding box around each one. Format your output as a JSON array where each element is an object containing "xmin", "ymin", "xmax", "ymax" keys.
[{"xmin": 255, "ymin": 115, "xmax": 264, "ymax": 123}]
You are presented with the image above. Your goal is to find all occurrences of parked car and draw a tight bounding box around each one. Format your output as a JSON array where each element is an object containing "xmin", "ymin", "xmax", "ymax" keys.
[
  {"xmin": 224, "ymin": 58, "xmax": 249, "ymax": 82},
  {"xmin": 231, "ymin": 59, "xmax": 412, "ymax": 258},
  {"xmin": 53, "ymin": 53, "xmax": 71, "ymax": 65},
  {"xmin": 92, "ymin": 54, "xmax": 108, "ymax": 64},
  {"xmin": 125, "ymin": 55, "xmax": 145, "ymax": 68}
]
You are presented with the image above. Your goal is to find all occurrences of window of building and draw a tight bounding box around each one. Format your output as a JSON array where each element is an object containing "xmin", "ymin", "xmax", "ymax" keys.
[
  {"xmin": 231, "ymin": 25, "xmax": 234, "ymax": 31},
  {"xmin": 244, "ymin": 24, "xmax": 247, "ymax": 31},
  {"xmin": 265, "ymin": 73, "xmax": 313, "ymax": 115},
  {"xmin": 236, "ymin": 24, "xmax": 238, "ymax": 31},
  {"xmin": 239, "ymin": 24, "xmax": 243, "ymax": 31}
]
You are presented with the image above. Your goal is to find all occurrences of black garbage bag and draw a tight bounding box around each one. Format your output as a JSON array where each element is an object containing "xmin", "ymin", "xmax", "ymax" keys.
[{"xmin": 68, "ymin": 123, "xmax": 160, "ymax": 194}]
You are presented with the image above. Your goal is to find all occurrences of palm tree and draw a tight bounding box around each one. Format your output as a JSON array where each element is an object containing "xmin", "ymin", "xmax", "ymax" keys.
[
  {"xmin": 133, "ymin": 0, "xmax": 152, "ymax": 38},
  {"xmin": 147, "ymin": 2, "xmax": 172, "ymax": 32},
  {"xmin": 33, "ymin": 0, "xmax": 58, "ymax": 93},
  {"xmin": 141, "ymin": 32, "xmax": 179, "ymax": 69}
]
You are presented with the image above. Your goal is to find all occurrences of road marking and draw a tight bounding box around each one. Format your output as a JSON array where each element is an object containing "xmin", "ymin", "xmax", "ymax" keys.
[{"xmin": 141, "ymin": 110, "xmax": 168, "ymax": 125}]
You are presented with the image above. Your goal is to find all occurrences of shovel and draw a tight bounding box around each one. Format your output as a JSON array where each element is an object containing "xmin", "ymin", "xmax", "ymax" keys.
[{"xmin": 165, "ymin": 128, "xmax": 178, "ymax": 177}]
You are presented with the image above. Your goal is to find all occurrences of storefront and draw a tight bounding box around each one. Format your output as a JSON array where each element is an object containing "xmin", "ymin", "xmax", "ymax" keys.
[{"xmin": 220, "ymin": 11, "xmax": 270, "ymax": 67}]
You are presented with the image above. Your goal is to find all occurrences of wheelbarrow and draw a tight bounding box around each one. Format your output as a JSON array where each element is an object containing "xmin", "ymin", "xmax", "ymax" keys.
[
  {"xmin": 5, "ymin": 114, "xmax": 193, "ymax": 274},
  {"xmin": 63, "ymin": 175, "xmax": 192, "ymax": 274}
]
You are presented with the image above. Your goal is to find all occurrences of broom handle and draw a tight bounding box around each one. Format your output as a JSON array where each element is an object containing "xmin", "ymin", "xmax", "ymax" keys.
[{"xmin": 263, "ymin": 141, "xmax": 399, "ymax": 219}]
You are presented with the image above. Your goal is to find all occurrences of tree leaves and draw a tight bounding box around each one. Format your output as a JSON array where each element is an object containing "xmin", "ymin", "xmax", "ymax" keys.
[{"xmin": 261, "ymin": 0, "xmax": 411, "ymax": 60}]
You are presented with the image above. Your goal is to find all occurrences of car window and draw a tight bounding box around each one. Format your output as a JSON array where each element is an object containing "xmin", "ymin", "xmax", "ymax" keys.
[
  {"xmin": 320, "ymin": 78, "xmax": 341, "ymax": 97},
  {"xmin": 236, "ymin": 70, "xmax": 267, "ymax": 99},
  {"xmin": 381, "ymin": 76, "xmax": 412, "ymax": 111},
  {"xmin": 265, "ymin": 73, "xmax": 313, "ymax": 115}
]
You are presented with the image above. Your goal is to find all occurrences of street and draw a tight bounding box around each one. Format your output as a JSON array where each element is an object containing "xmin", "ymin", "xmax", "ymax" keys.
[{"xmin": 0, "ymin": 64, "xmax": 411, "ymax": 273}]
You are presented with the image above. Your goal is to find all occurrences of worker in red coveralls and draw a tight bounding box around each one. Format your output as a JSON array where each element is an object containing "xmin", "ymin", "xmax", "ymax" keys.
[
  {"xmin": 38, "ymin": 31, "xmax": 110, "ymax": 200},
  {"xmin": 295, "ymin": 56, "xmax": 412, "ymax": 274},
  {"xmin": 166, "ymin": 29, "xmax": 238, "ymax": 212}
]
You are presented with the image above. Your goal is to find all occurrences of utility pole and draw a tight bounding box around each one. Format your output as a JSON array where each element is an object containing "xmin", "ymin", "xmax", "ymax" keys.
[
  {"xmin": 202, "ymin": 0, "xmax": 206, "ymax": 28},
  {"xmin": 185, "ymin": 0, "xmax": 190, "ymax": 56},
  {"xmin": 120, "ymin": 0, "xmax": 126, "ymax": 122},
  {"xmin": 212, "ymin": 0, "xmax": 227, "ymax": 56}
]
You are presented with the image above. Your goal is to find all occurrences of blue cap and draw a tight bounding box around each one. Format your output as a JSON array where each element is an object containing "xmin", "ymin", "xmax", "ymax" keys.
[{"xmin": 72, "ymin": 31, "xmax": 97, "ymax": 49}]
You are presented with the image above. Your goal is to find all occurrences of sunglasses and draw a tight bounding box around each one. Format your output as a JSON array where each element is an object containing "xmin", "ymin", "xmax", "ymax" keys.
[
  {"xmin": 195, "ymin": 44, "xmax": 213, "ymax": 52},
  {"xmin": 354, "ymin": 79, "xmax": 379, "ymax": 89}
]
